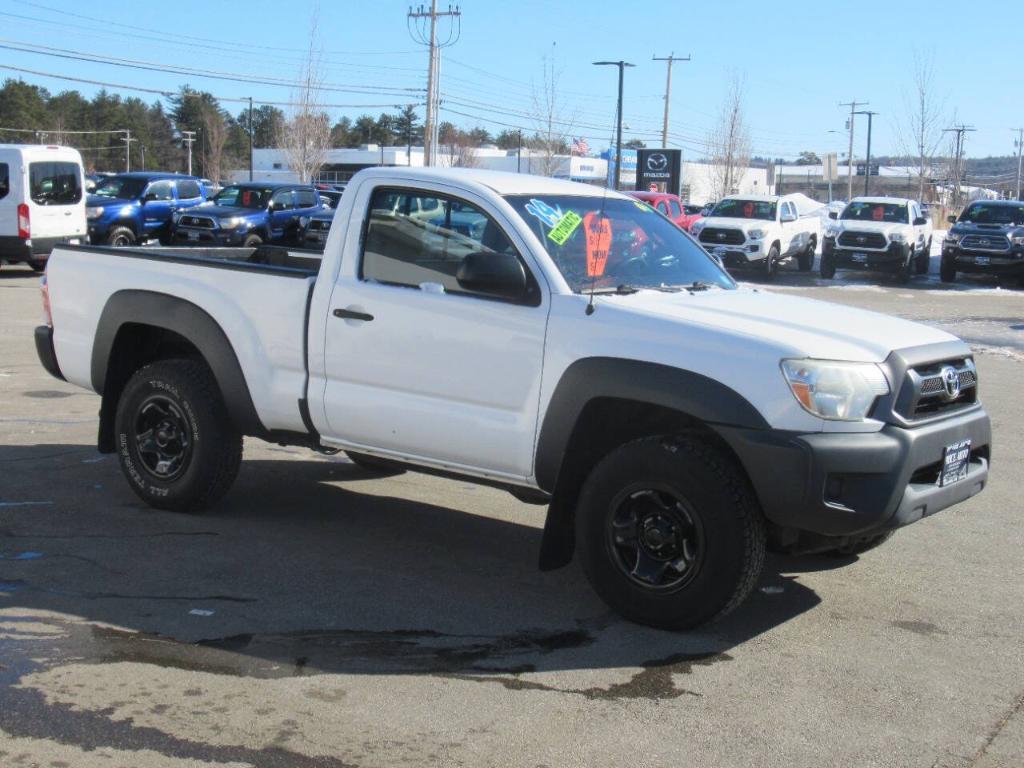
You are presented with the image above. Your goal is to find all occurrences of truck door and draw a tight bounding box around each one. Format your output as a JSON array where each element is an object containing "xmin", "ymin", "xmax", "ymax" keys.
[
  {"xmin": 780, "ymin": 201, "xmax": 800, "ymax": 254},
  {"xmin": 140, "ymin": 180, "xmax": 175, "ymax": 236},
  {"xmin": 174, "ymin": 179, "xmax": 204, "ymax": 213},
  {"xmin": 320, "ymin": 185, "xmax": 548, "ymax": 480},
  {"xmin": 269, "ymin": 189, "xmax": 298, "ymax": 241}
]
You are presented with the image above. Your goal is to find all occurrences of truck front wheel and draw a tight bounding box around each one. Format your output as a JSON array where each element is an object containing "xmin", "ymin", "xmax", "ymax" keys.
[
  {"xmin": 820, "ymin": 252, "xmax": 837, "ymax": 279},
  {"xmin": 576, "ymin": 436, "xmax": 766, "ymax": 630},
  {"xmin": 106, "ymin": 226, "xmax": 136, "ymax": 247},
  {"xmin": 115, "ymin": 359, "xmax": 242, "ymax": 512},
  {"xmin": 761, "ymin": 245, "xmax": 780, "ymax": 281},
  {"xmin": 940, "ymin": 257, "xmax": 957, "ymax": 283},
  {"xmin": 797, "ymin": 240, "xmax": 815, "ymax": 271}
]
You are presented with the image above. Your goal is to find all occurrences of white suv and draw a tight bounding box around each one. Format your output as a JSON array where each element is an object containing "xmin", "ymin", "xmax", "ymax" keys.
[{"xmin": 822, "ymin": 197, "xmax": 933, "ymax": 282}]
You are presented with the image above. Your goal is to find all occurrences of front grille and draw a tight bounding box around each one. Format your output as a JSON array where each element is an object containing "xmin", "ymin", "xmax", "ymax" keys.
[
  {"xmin": 698, "ymin": 227, "xmax": 745, "ymax": 246},
  {"xmin": 837, "ymin": 230, "xmax": 887, "ymax": 249},
  {"xmin": 897, "ymin": 358, "xmax": 978, "ymax": 420},
  {"xmin": 309, "ymin": 219, "xmax": 331, "ymax": 232},
  {"xmin": 959, "ymin": 234, "xmax": 1010, "ymax": 252},
  {"xmin": 178, "ymin": 215, "xmax": 215, "ymax": 229}
]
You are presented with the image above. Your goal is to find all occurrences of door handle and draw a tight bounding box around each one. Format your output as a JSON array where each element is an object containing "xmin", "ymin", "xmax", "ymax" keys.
[{"xmin": 333, "ymin": 308, "xmax": 374, "ymax": 322}]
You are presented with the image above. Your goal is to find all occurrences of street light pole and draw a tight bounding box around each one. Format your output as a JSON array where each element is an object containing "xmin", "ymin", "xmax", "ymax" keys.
[
  {"xmin": 594, "ymin": 60, "xmax": 635, "ymax": 190},
  {"xmin": 855, "ymin": 110, "xmax": 879, "ymax": 195}
]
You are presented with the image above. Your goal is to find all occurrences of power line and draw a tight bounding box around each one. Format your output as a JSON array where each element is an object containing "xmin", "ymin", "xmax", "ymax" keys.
[
  {"xmin": 839, "ymin": 99, "xmax": 867, "ymax": 200},
  {"xmin": 408, "ymin": 2, "xmax": 461, "ymax": 167}
]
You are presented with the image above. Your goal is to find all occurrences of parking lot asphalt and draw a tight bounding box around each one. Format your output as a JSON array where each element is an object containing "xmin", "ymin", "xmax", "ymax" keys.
[{"xmin": 1, "ymin": 259, "xmax": 1022, "ymax": 768}]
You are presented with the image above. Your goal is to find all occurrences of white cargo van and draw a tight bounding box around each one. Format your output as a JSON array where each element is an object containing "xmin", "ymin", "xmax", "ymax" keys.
[{"xmin": 0, "ymin": 144, "xmax": 86, "ymax": 272}]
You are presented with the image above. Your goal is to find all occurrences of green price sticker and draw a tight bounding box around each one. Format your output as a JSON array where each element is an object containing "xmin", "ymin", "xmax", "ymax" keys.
[{"xmin": 547, "ymin": 210, "xmax": 583, "ymax": 245}]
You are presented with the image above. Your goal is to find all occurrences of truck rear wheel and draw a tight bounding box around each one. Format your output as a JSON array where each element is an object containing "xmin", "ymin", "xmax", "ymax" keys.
[
  {"xmin": 576, "ymin": 436, "xmax": 766, "ymax": 630},
  {"xmin": 115, "ymin": 359, "xmax": 242, "ymax": 512}
]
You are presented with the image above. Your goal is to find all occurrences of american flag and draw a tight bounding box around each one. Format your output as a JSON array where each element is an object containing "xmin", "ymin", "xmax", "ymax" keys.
[{"xmin": 571, "ymin": 137, "xmax": 590, "ymax": 156}]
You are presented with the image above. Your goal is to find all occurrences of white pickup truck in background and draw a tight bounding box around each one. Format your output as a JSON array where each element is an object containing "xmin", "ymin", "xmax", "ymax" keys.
[
  {"xmin": 691, "ymin": 193, "xmax": 822, "ymax": 278},
  {"xmin": 35, "ymin": 167, "xmax": 990, "ymax": 629},
  {"xmin": 822, "ymin": 197, "xmax": 933, "ymax": 281}
]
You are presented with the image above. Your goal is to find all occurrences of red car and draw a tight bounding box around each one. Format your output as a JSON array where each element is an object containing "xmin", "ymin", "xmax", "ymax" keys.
[{"xmin": 627, "ymin": 192, "xmax": 704, "ymax": 232}]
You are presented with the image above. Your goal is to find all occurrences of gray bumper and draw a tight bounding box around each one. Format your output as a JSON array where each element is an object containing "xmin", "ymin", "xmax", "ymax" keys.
[{"xmin": 718, "ymin": 405, "xmax": 991, "ymax": 537}]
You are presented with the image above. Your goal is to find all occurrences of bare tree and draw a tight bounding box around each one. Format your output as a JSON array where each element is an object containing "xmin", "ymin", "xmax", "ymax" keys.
[
  {"xmin": 199, "ymin": 105, "xmax": 227, "ymax": 183},
  {"xmin": 706, "ymin": 77, "xmax": 751, "ymax": 200},
  {"xmin": 276, "ymin": 22, "xmax": 330, "ymax": 183},
  {"xmin": 531, "ymin": 50, "xmax": 575, "ymax": 177},
  {"xmin": 895, "ymin": 51, "xmax": 947, "ymax": 202}
]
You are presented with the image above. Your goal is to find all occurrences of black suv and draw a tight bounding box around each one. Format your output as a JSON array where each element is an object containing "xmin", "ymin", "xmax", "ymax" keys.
[{"xmin": 942, "ymin": 200, "xmax": 1024, "ymax": 286}]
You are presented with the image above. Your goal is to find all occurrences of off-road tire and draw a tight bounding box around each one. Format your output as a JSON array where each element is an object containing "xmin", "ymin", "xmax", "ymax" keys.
[
  {"xmin": 762, "ymin": 245, "xmax": 780, "ymax": 281},
  {"xmin": 940, "ymin": 257, "xmax": 957, "ymax": 283},
  {"xmin": 797, "ymin": 240, "xmax": 815, "ymax": 271},
  {"xmin": 896, "ymin": 249, "xmax": 914, "ymax": 284},
  {"xmin": 827, "ymin": 531, "xmax": 893, "ymax": 557},
  {"xmin": 106, "ymin": 226, "xmax": 136, "ymax": 247},
  {"xmin": 820, "ymin": 251, "xmax": 837, "ymax": 279},
  {"xmin": 345, "ymin": 451, "xmax": 406, "ymax": 475},
  {"xmin": 242, "ymin": 233, "xmax": 263, "ymax": 248},
  {"xmin": 115, "ymin": 359, "xmax": 242, "ymax": 512},
  {"xmin": 915, "ymin": 244, "xmax": 930, "ymax": 275},
  {"xmin": 576, "ymin": 436, "xmax": 766, "ymax": 630}
]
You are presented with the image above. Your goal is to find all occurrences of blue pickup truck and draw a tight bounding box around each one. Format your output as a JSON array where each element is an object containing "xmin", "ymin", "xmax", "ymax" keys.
[
  {"xmin": 172, "ymin": 182, "xmax": 322, "ymax": 247},
  {"xmin": 87, "ymin": 173, "xmax": 206, "ymax": 246}
]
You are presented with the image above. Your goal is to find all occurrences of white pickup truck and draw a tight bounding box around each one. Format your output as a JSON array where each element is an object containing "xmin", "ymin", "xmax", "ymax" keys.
[
  {"xmin": 691, "ymin": 194, "xmax": 821, "ymax": 278},
  {"xmin": 36, "ymin": 168, "xmax": 990, "ymax": 629},
  {"xmin": 821, "ymin": 197, "xmax": 933, "ymax": 281}
]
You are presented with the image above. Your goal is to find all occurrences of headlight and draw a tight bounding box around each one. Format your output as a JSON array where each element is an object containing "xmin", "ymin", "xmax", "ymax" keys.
[
  {"xmin": 825, "ymin": 225, "xmax": 840, "ymax": 238},
  {"xmin": 172, "ymin": 212, "xmax": 182, "ymax": 224},
  {"xmin": 86, "ymin": 206, "xmax": 104, "ymax": 220},
  {"xmin": 299, "ymin": 216, "xmax": 310, "ymax": 228},
  {"xmin": 219, "ymin": 217, "xmax": 246, "ymax": 230},
  {"xmin": 747, "ymin": 229, "xmax": 764, "ymax": 240},
  {"xmin": 1011, "ymin": 235, "xmax": 1024, "ymax": 246},
  {"xmin": 691, "ymin": 220, "xmax": 706, "ymax": 235},
  {"xmin": 889, "ymin": 232, "xmax": 906, "ymax": 243},
  {"xmin": 945, "ymin": 232, "xmax": 961, "ymax": 245},
  {"xmin": 781, "ymin": 359, "xmax": 889, "ymax": 421}
]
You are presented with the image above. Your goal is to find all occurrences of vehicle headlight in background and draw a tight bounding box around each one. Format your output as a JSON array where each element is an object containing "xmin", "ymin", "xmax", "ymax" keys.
[
  {"xmin": 781, "ymin": 359, "xmax": 890, "ymax": 421},
  {"xmin": 889, "ymin": 232, "xmax": 906, "ymax": 243},
  {"xmin": 825, "ymin": 225, "xmax": 840, "ymax": 238},
  {"xmin": 691, "ymin": 220, "xmax": 706, "ymax": 235},
  {"xmin": 747, "ymin": 229, "xmax": 764, "ymax": 240},
  {"xmin": 1011, "ymin": 235, "xmax": 1024, "ymax": 246},
  {"xmin": 86, "ymin": 206, "xmax": 103, "ymax": 220},
  {"xmin": 944, "ymin": 232, "xmax": 961, "ymax": 245},
  {"xmin": 220, "ymin": 217, "xmax": 246, "ymax": 229},
  {"xmin": 299, "ymin": 216, "xmax": 310, "ymax": 228}
]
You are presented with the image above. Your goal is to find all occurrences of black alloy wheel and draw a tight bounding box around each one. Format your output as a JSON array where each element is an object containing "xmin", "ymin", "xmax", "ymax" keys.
[{"xmin": 133, "ymin": 394, "xmax": 194, "ymax": 482}]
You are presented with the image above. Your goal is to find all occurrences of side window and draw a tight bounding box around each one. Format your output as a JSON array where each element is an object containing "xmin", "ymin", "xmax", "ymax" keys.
[
  {"xmin": 28, "ymin": 161, "xmax": 81, "ymax": 205},
  {"xmin": 295, "ymin": 188, "xmax": 317, "ymax": 208},
  {"xmin": 656, "ymin": 201, "xmax": 668, "ymax": 214},
  {"xmin": 271, "ymin": 189, "xmax": 295, "ymax": 210},
  {"xmin": 361, "ymin": 188, "xmax": 529, "ymax": 302},
  {"xmin": 176, "ymin": 180, "xmax": 201, "ymax": 200},
  {"xmin": 0, "ymin": 163, "xmax": 8, "ymax": 200},
  {"xmin": 782, "ymin": 202, "xmax": 794, "ymax": 220},
  {"xmin": 669, "ymin": 199, "xmax": 681, "ymax": 218},
  {"xmin": 146, "ymin": 180, "xmax": 174, "ymax": 200}
]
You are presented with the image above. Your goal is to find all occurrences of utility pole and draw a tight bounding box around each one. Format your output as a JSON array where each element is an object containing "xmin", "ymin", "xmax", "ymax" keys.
[
  {"xmin": 1014, "ymin": 127, "xmax": 1023, "ymax": 200},
  {"xmin": 140, "ymin": 144, "xmax": 146, "ymax": 170},
  {"xmin": 517, "ymin": 129, "xmax": 522, "ymax": 173},
  {"xmin": 854, "ymin": 110, "xmax": 879, "ymax": 195},
  {"xmin": 120, "ymin": 129, "xmax": 135, "ymax": 173},
  {"xmin": 248, "ymin": 97, "xmax": 254, "ymax": 182},
  {"xmin": 839, "ymin": 100, "xmax": 867, "ymax": 201},
  {"xmin": 181, "ymin": 130, "xmax": 196, "ymax": 176},
  {"xmin": 594, "ymin": 60, "xmax": 635, "ymax": 190},
  {"xmin": 408, "ymin": 2, "xmax": 461, "ymax": 168},
  {"xmin": 943, "ymin": 124, "xmax": 975, "ymax": 208},
  {"xmin": 652, "ymin": 52, "xmax": 690, "ymax": 148}
]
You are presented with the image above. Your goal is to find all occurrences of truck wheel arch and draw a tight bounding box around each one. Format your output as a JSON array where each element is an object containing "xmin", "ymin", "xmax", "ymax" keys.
[
  {"xmin": 92, "ymin": 290, "xmax": 266, "ymax": 452},
  {"xmin": 534, "ymin": 357, "xmax": 769, "ymax": 570}
]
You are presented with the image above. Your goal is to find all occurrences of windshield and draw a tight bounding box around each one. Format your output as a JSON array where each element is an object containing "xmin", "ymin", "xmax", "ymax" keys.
[
  {"xmin": 213, "ymin": 186, "xmax": 273, "ymax": 209},
  {"xmin": 841, "ymin": 201, "xmax": 909, "ymax": 223},
  {"xmin": 958, "ymin": 203, "xmax": 1024, "ymax": 226},
  {"xmin": 505, "ymin": 194, "xmax": 735, "ymax": 293},
  {"xmin": 93, "ymin": 176, "xmax": 146, "ymax": 200},
  {"xmin": 710, "ymin": 199, "xmax": 776, "ymax": 221}
]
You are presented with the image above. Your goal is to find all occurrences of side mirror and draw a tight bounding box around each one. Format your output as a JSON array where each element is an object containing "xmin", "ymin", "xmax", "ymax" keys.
[
  {"xmin": 913, "ymin": 216, "xmax": 927, "ymax": 226},
  {"xmin": 267, "ymin": 201, "xmax": 275, "ymax": 211},
  {"xmin": 947, "ymin": 214, "xmax": 958, "ymax": 224},
  {"xmin": 142, "ymin": 193, "xmax": 158, "ymax": 203},
  {"xmin": 828, "ymin": 211, "xmax": 838, "ymax": 220},
  {"xmin": 456, "ymin": 252, "xmax": 527, "ymax": 300}
]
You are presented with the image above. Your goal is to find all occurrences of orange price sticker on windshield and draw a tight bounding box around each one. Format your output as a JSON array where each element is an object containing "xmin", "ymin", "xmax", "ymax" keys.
[{"xmin": 583, "ymin": 212, "xmax": 612, "ymax": 277}]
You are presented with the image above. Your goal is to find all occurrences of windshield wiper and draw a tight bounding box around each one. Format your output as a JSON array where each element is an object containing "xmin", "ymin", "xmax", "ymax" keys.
[
  {"xmin": 687, "ymin": 280, "xmax": 716, "ymax": 292},
  {"xmin": 588, "ymin": 284, "xmax": 641, "ymax": 295}
]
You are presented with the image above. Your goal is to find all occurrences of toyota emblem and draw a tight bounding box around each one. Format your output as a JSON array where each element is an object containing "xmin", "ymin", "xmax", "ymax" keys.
[
  {"xmin": 940, "ymin": 366, "xmax": 961, "ymax": 400},
  {"xmin": 979, "ymin": 238, "xmax": 990, "ymax": 246},
  {"xmin": 717, "ymin": 232, "xmax": 727, "ymax": 240},
  {"xmin": 856, "ymin": 235, "xmax": 866, "ymax": 244}
]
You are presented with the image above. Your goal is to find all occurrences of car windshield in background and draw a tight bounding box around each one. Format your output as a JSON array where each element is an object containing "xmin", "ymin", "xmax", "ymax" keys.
[
  {"xmin": 505, "ymin": 194, "xmax": 734, "ymax": 294},
  {"xmin": 710, "ymin": 199, "xmax": 776, "ymax": 221},
  {"xmin": 213, "ymin": 186, "xmax": 272, "ymax": 209},
  {"xmin": 841, "ymin": 201, "xmax": 909, "ymax": 223},
  {"xmin": 958, "ymin": 203, "xmax": 1024, "ymax": 225},
  {"xmin": 93, "ymin": 177, "xmax": 146, "ymax": 200}
]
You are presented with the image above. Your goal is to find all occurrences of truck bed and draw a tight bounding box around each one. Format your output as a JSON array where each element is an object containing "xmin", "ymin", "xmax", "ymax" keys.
[{"xmin": 46, "ymin": 244, "xmax": 321, "ymax": 435}]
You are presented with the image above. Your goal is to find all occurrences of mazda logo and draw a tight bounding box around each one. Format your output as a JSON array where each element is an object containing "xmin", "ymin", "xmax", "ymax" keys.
[
  {"xmin": 941, "ymin": 366, "xmax": 961, "ymax": 400},
  {"xmin": 647, "ymin": 153, "xmax": 668, "ymax": 171}
]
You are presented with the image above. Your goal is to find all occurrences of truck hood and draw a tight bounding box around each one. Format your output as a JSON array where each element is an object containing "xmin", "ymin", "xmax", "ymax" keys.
[
  {"xmin": 601, "ymin": 288, "xmax": 957, "ymax": 363},
  {"xmin": 193, "ymin": 206, "xmax": 262, "ymax": 219},
  {"xmin": 87, "ymin": 195, "xmax": 136, "ymax": 209},
  {"xmin": 833, "ymin": 220, "xmax": 904, "ymax": 235},
  {"xmin": 701, "ymin": 216, "xmax": 772, "ymax": 232},
  {"xmin": 951, "ymin": 221, "xmax": 1023, "ymax": 237}
]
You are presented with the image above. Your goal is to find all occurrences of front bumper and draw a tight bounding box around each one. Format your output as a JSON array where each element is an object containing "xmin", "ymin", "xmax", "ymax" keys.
[
  {"xmin": 941, "ymin": 246, "xmax": 1024, "ymax": 276},
  {"xmin": 718, "ymin": 405, "xmax": 991, "ymax": 538},
  {"xmin": 173, "ymin": 227, "xmax": 248, "ymax": 246},
  {"xmin": 825, "ymin": 239, "xmax": 909, "ymax": 271},
  {"xmin": 701, "ymin": 243, "xmax": 763, "ymax": 268},
  {"xmin": 34, "ymin": 325, "xmax": 65, "ymax": 381}
]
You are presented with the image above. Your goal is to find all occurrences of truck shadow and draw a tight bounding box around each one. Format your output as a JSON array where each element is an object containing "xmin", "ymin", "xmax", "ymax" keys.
[{"xmin": 0, "ymin": 444, "xmax": 822, "ymax": 691}]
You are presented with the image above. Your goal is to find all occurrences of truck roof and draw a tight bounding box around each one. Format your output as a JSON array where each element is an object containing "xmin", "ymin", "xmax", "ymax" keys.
[
  {"xmin": 354, "ymin": 167, "xmax": 624, "ymax": 198},
  {"xmin": 849, "ymin": 196, "xmax": 915, "ymax": 205}
]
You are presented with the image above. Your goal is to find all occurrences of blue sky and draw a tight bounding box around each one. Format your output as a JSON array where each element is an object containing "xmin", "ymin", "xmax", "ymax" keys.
[{"xmin": 2, "ymin": 0, "xmax": 1021, "ymax": 159}]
